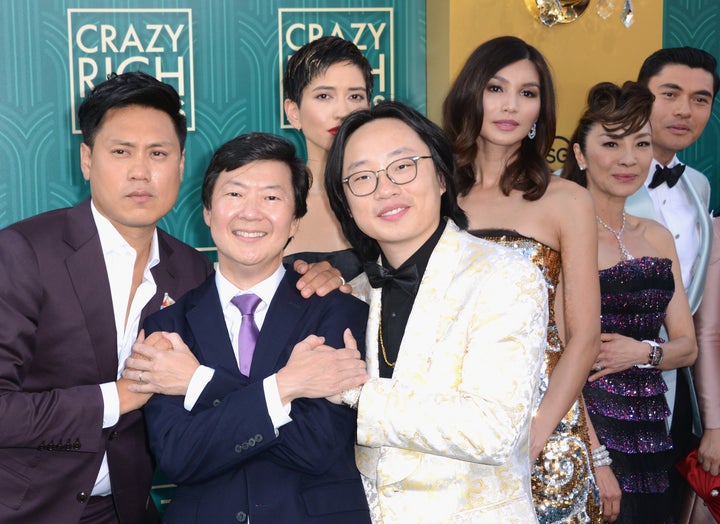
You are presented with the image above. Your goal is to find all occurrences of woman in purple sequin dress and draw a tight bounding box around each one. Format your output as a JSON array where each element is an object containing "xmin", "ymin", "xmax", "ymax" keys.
[{"xmin": 563, "ymin": 82, "xmax": 697, "ymax": 523}]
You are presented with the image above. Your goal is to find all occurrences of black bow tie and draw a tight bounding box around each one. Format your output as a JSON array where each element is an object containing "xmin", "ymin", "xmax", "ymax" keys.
[
  {"xmin": 363, "ymin": 262, "xmax": 419, "ymax": 297},
  {"xmin": 648, "ymin": 163, "xmax": 686, "ymax": 189}
]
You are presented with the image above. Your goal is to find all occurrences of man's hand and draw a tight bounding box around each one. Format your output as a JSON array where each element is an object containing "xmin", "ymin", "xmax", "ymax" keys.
[
  {"xmin": 123, "ymin": 331, "xmax": 200, "ymax": 396},
  {"xmin": 294, "ymin": 259, "xmax": 351, "ymax": 298},
  {"xmin": 276, "ymin": 330, "xmax": 368, "ymax": 405},
  {"xmin": 117, "ymin": 377, "xmax": 153, "ymax": 414},
  {"xmin": 326, "ymin": 330, "xmax": 363, "ymax": 405}
]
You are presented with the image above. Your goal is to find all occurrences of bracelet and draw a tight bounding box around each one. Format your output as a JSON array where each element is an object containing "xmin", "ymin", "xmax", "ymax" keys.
[
  {"xmin": 591, "ymin": 445, "xmax": 613, "ymax": 468},
  {"xmin": 636, "ymin": 340, "xmax": 664, "ymax": 368},
  {"xmin": 340, "ymin": 387, "xmax": 362, "ymax": 410}
]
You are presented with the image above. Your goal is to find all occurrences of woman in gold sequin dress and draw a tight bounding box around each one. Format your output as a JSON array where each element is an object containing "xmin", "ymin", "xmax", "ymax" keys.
[{"xmin": 443, "ymin": 36, "xmax": 604, "ymax": 523}]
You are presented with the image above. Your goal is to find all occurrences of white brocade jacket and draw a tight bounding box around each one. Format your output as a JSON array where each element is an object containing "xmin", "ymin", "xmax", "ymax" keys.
[{"xmin": 351, "ymin": 221, "xmax": 547, "ymax": 523}]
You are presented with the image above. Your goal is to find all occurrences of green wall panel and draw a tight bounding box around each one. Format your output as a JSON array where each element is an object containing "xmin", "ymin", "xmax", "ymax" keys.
[
  {"xmin": 0, "ymin": 0, "xmax": 427, "ymax": 249},
  {"xmin": 663, "ymin": 0, "xmax": 720, "ymax": 214}
]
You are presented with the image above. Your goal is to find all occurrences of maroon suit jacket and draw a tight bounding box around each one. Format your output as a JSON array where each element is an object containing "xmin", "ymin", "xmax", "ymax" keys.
[{"xmin": 0, "ymin": 199, "xmax": 212, "ymax": 524}]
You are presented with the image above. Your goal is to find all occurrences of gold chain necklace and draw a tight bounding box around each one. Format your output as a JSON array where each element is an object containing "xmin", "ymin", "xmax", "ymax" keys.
[
  {"xmin": 378, "ymin": 318, "xmax": 396, "ymax": 367},
  {"xmin": 596, "ymin": 212, "xmax": 634, "ymax": 261}
]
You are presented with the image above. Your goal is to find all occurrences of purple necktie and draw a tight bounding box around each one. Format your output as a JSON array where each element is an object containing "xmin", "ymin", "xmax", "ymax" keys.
[{"xmin": 231, "ymin": 293, "xmax": 262, "ymax": 376}]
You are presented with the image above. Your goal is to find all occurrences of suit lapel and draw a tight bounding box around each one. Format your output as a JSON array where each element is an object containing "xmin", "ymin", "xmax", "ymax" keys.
[
  {"xmin": 63, "ymin": 200, "xmax": 118, "ymax": 381},
  {"xmin": 393, "ymin": 222, "xmax": 460, "ymax": 380},
  {"xmin": 186, "ymin": 279, "xmax": 241, "ymax": 376},
  {"xmin": 249, "ymin": 272, "xmax": 309, "ymax": 380},
  {"xmin": 681, "ymin": 175, "xmax": 713, "ymax": 314}
]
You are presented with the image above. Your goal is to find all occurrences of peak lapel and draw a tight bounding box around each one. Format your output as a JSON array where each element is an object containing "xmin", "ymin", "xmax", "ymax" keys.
[{"xmin": 249, "ymin": 273, "xmax": 309, "ymax": 380}]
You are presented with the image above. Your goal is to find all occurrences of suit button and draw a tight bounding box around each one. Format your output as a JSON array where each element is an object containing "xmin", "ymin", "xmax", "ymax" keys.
[
  {"xmin": 109, "ymin": 431, "xmax": 119, "ymax": 440},
  {"xmin": 248, "ymin": 438, "xmax": 255, "ymax": 447},
  {"xmin": 235, "ymin": 511, "xmax": 247, "ymax": 522},
  {"xmin": 212, "ymin": 399, "xmax": 221, "ymax": 407},
  {"xmin": 76, "ymin": 491, "xmax": 90, "ymax": 503},
  {"xmin": 255, "ymin": 434, "xmax": 263, "ymax": 443},
  {"xmin": 241, "ymin": 442, "xmax": 249, "ymax": 450},
  {"xmin": 234, "ymin": 444, "xmax": 243, "ymax": 453}
]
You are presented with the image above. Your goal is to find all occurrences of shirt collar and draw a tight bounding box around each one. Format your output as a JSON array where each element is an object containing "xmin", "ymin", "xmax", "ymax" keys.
[
  {"xmin": 215, "ymin": 263, "xmax": 286, "ymax": 309},
  {"xmin": 91, "ymin": 200, "xmax": 160, "ymax": 268}
]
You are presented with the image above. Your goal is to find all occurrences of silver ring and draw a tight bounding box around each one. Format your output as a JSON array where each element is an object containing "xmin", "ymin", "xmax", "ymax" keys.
[
  {"xmin": 138, "ymin": 372, "xmax": 144, "ymax": 382},
  {"xmin": 339, "ymin": 275, "xmax": 346, "ymax": 286}
]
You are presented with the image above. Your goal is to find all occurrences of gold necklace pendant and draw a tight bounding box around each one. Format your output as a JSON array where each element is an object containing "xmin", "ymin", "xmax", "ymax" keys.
[{"xmin": 378, "ymin": 318, "xmax": 396, "ymax": 367}]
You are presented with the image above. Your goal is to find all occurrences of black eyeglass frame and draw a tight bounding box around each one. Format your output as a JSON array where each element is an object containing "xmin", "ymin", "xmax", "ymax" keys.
[{"xmin": 342, "ymin": 155, "xmax": 433, "ymax": 197}]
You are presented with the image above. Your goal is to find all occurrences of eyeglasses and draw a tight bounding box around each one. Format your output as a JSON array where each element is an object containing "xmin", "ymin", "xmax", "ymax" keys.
[{"xmin": 342, "ymin": 155, "xmax": 432, "ymax": 197}]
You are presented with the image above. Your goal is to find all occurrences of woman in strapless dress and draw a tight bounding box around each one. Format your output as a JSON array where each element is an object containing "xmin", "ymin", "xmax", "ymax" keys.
[
  {"xmin": 443, "ymin": 36, "xmax": 602, "ymax": 523},
  {"xmin": 562, "ymin": 81, "xmax": 697, "ymax": 523}
]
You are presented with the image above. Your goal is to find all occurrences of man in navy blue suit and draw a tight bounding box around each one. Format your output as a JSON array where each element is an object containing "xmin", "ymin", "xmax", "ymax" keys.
[{"xmin": 123, "ymin": 133, "xmax": 371, "ymax": 523}]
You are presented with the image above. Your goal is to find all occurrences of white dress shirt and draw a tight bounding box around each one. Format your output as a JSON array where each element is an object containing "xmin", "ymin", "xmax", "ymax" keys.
[
  {"xmin": 645, "ymin": 156, "xmax": 700, "ymax": 289},
  {"xmin": 92, "ymin": 201, "xmax": 159, "ymax": 496},
  {"xmin": 184, "ymin": 264, "xmax": 292, "ymax": 431}
]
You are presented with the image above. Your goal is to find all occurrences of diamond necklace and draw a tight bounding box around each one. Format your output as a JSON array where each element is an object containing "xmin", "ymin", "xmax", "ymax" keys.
[{"xmin": 596, "ymin": 212, "xmax": 634, "ymax": 261}]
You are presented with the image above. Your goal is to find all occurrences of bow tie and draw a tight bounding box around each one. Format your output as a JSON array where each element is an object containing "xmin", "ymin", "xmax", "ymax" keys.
[
  {"xmin": 648, "ymin": 163, "xmax": 686, "ymax": 189},
  {"xmin": 363, "ymin": 262, "xmax": 420, "ymax": 296}
]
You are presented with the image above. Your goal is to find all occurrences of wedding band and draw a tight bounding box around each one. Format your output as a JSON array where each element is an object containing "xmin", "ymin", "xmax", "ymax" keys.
[
  {"xmin": 138, "ymin": 372, "xmax": 143, "ymax": 382},
  {"xmin": 339, "ymin": 275, "xmax": 346, "ymax": 286},
  {"xmin": 593, "ymin": 364, "xmax": 602, "ymax": 371}
]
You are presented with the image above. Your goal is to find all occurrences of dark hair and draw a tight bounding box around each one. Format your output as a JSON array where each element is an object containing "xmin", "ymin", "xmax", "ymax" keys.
[
  {"xmin": 638, "ymin": 47, "xmax": 720, "ymax": 97},
  {"xmin": 283, "ymin": 36, "xmax": 373, "ymax": 104},
  {"xmin": 561, "ymin": 81, "xmax": 654, "ymax": 187},
  {"xmin": 442, "ymin": 36, "xmax": 557, "ymax": 201},
  {"xmin": 77, "ymin": 71, "xmax": 187, "ymax": 149},
  {"xmin": 202, "ymin": 133, "xmax": 310, "ymax": 218},
  {"xmin": 325, "ymin": 100, "xmax": 468, "ymax": 261}
]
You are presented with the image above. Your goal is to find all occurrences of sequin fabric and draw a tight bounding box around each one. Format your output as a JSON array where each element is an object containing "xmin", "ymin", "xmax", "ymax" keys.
[
  {"xmin": 584, "ymin": 257, "xmax": 675, "ymax": 503},
  {"xmin": 470, "ymin": 229, "xmax": 602, "ymax": 524}
]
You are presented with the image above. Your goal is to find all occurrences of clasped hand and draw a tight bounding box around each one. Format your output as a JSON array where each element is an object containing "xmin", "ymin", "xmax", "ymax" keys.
[{"xmin": 122, "ymin": 330, "xmax": 200, "ymax": 396}]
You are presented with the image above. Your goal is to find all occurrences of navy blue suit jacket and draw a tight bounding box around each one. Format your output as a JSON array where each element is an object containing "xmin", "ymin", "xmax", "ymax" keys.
[{"xmin": 143, "ymin": 269, "xmax": 371, "ymax": 524}]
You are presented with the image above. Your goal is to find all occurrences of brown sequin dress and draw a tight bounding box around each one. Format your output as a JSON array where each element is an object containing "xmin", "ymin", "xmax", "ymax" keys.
[{"xmin": 470, "ymin": 229, "xmax": 602, "ymax": 524}]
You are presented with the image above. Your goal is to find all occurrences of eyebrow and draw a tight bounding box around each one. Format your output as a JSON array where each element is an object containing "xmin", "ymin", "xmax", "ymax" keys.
[
  {"xmin": 600, "ymin": 131, "xmax": 652, "ymax": 140},
  {"xmin": 222, "ymin": 179, "xmax": 285, "ymax": 191},
  {"xmin": 490, "ymin": 74, "xmax": 540, "ymax": 89},
  {"xmin": 106, "ymin": 138, "xmax": 174, "ymax": 148},
  {"xmin": 658, "ymin": 82, "xmax": 713, "ymax": 98},
  {"xmin": 346, "ymin": 147, "xmax": 417, "ymax": 172},
  {"xmin": 310, "ymin": 85, "xmax": 367, "ymax": 93}
]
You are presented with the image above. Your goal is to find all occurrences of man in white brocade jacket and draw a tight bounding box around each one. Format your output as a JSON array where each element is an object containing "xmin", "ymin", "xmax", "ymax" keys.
[{"xmin": 324, "ymin": 101, "xmax": 548, "ymax": 523}]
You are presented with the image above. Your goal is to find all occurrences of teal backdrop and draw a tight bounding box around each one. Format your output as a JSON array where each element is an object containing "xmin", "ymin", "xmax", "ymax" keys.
[
  {"xmin": 0, "ymin": 0, "xmax": 427, "ymax": 251},
  {"xmin": 664, "ymin": 0, "xmax": 720, "ymax": 214}
]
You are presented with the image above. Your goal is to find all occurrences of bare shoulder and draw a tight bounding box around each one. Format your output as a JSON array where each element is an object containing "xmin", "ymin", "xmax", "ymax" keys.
[
  {"xmin": 632, "ymin": 215, "xmax": 676, "ymax": 258},
  {"xmin": 544, "ymin": 176, "xmax": 594, "ymax": 211}
]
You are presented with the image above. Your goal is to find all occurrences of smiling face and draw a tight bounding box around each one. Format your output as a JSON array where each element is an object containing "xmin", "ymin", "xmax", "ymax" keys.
[
  {"xmin": 204, "ymin": 160, "xmax": 299, "ymax": 289},
  {"xmin": 647, "ymin": 64, "xmax": 715, "ymax": 165},
  {"xmin": 574, "ymin": 121, "xmax": 654, "ymax": 200},
  {"xmin": 285, "ymin": 61, "xmax": 370, "ymax": 160},
  {"xmin": 80, "ymin": 105, "xmax": 185, "ymax": 241},
  {"xmin": 478, "ymin": 59, "xmax": 541, "ymax": 149},
  {"xmin": 342, "ymin": 118, "xmax": 445, "ymax": 267}
]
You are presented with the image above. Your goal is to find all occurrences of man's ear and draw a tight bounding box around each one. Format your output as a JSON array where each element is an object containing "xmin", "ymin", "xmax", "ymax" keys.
[
  {"xmin": 284, "ymin": 99, "xmax": 301, "ymax": 130},
  {"xmin": 80, "ymin": 143, "xmax": 92, "ymax": 181}
]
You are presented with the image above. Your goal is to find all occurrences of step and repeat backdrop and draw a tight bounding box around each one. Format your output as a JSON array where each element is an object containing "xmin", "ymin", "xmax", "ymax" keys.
[{"xmin": 0, "ymin": 0, "xmax": 426, "ymax": 250}]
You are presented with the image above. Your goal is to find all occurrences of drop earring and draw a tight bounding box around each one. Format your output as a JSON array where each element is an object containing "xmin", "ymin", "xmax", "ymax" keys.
[{"xmin": 527, "ymin": 122, "xmax": 537, "ymax": 140}]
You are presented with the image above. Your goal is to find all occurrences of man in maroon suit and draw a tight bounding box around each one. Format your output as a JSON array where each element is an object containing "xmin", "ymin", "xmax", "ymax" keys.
[{"xmin": 0, "ymin": 71, "xmax": 349, "ymax": 524}]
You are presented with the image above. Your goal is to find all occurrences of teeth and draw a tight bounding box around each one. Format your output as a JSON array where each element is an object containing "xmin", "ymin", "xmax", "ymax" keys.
[
  {"xmin": 380, "ymin": 207, "xmax": 404, "ymax": 217},
  {"xmin": 234, "ymin": 231, "xmax": 265, "ymax": 238}
]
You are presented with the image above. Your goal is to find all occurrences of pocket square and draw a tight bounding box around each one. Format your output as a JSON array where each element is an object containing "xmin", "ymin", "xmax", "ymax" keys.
[{"xmin": 160, "ymin": 292, "xmax": 175, "ymax": 309}]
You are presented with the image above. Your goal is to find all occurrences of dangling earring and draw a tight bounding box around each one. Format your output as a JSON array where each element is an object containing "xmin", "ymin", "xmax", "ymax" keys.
[{"xmin": 527, "ymin": 122, "xmax": 537, "ymax": 140}]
